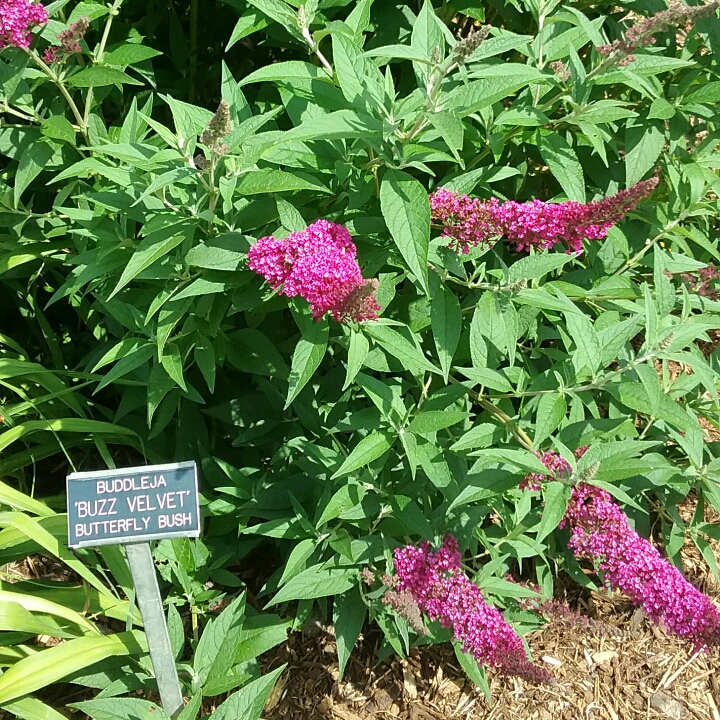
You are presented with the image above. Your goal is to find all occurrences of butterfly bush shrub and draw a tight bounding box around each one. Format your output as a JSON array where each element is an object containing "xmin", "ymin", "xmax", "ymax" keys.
[{"xmin": 1, "ymin": 0, "xmax": 720, "ymax": 704}]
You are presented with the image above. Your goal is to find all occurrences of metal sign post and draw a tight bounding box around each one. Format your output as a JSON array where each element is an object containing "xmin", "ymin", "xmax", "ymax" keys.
[{"xmin": 67, "ymin": 461, "xmax": 201, "ymax": 718}]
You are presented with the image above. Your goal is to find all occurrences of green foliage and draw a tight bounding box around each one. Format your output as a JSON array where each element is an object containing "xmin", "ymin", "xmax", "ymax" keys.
[{"xmin": 1, "ymin": 0, "xmax": 720, "ymax": 712}]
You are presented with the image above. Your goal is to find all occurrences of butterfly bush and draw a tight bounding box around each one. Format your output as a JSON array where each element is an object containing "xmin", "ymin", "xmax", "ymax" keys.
[
  {"xmin": 393, "ymin": 535, "xmax": 554, "ymax": 684},
  {"xmin": 430, "ymin": 178, "xmax": 659, "ymax": 254},
  {"xmin": 0, "ymin": 0, "xmax": 48, "ymax": 49},
  {"xmin": 524, "ymin": 450, "xmax": 720, "ymax": 651},
  {"xmin": 247, "ymin": 219, "xmax": 380, "ymax": 323}
]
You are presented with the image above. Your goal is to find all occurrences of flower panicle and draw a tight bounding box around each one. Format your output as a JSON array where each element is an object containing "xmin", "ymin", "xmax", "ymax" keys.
[
  {"xmin": 430, "ymin": 178, "xmax": 658, "ymax": 255},
  {"xmin": 393, "ymin": 536, "xmax": 554, "ymax": 684},
  {"xmin": 0, "ymin": 0, "xmax": 48, "ymax": 50},
  {"xmin": 201, "ymin": 99, "xmax": 233, "ymax": 156},
  {"xmin": 247, "ymin": 219, "xmax": 380, "ymax": 323},
  {"xmin": 598, "ymin": 1, "xmax": 720, "ymax": 65},
  {"xmin": 563, "ymin": 483, "xmax": 720, "ymax": 651}
]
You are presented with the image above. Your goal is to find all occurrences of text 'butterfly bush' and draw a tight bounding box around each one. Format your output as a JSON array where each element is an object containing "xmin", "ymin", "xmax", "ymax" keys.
[
  {"xmin": 525, "ymin": 450, "xmax": 720, "ymax": 651},
  {"xmin": 393, "ymin": 536, "xmax": 554, "ymax": 684},
  {"xmin": 0, "ymin": 0, "xmax": 48, "ymax": 49},
  {"xmin": 430, "ymin": 177, "xmax": 658, "ymax": 254},
  {"xmin": 247, "ymin": 219, "xmax": 380, "ymax": 323}
]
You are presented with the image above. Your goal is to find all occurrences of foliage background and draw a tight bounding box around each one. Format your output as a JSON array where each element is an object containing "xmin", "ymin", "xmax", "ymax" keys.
[{"xmin": 1, "ymin": 0, "xmax": 720, "ymax": 716}]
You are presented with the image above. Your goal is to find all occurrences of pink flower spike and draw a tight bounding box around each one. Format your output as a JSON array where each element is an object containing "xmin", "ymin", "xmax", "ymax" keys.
[
  {"xmin": 563, "ymin": 483, "xmax": 720, "ymax": 651},
  {"xmin": 0, "ymin": 0, "xmax": 48, "ymax": 50},
  {"xmin": 247, "ymin": 219, "xmax": 380, "ymax": 323},
  {"xmin": 430, "ymin": 178, "xmax": 658, "ymax": 255},
  {"xmin": 393, "ymin": 536, "xmax": 554, "ymax": 684}
]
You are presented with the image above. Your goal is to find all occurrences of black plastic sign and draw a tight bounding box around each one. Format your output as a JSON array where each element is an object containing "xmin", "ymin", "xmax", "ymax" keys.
[{"xmin": 67, "ymin": 461, "xmax": 200, "ymax": 548}]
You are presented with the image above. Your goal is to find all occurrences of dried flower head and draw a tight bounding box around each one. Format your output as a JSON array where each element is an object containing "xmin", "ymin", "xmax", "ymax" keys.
[
  {"xmin": 598, "ymin": 1, "xmax": 720, "ymax": 65},
  {"xmin": 453, "ymin": 26, "xmax": 491, "ymax": 63},
  {"xmin": 383, "ymin": 589, "xmax": 429, "ymax": 635},
  {"xmin": 201, "ymin": 100, "xmax": 233, "ymax": 154},
  {"xmin": 681, "ymin": 265, "xmax": 720, "ymax": 300},
  {"xmin": 0, "ymin": 0, "xmax": 48, "ymax": 50},
  {"xmin": 43, "ymin": 15, "xmax": 90, "ymax": 63},
  {"xmin": 550, "ymin": 60, "xmax": 571, "ymax": 82}
]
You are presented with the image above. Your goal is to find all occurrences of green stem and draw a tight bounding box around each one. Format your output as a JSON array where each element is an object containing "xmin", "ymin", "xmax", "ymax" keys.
[
  {"xmin": 27, "ymin": 51, "xmax": 87, "ymax": 136},
  {"xmin": 83, "ymin": 0, "xmax": 124, "ymax": 129},
  {"xmin": 613, "ymin": 215, "xmax": 687, "ymax": 276}
]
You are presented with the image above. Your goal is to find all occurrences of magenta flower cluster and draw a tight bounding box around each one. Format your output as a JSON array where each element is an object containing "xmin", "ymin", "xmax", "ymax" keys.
[
  {"xmin": 393, "ymin": 535, "xmax": 553, "ymax": 684},
  {"xmin": 0, "ymin": 0, "xmax": 48, "ymax": 49},
  {"xmin": 247, "ymin": 219, "xmax": 380, "ymax": 323},
  {"xmin": 522, "ymin": 449, "xmax": 720, "ymax": 651},
  {"xmin": 429, "ymin": 177, "xmax": 659, "ymax": 254}
]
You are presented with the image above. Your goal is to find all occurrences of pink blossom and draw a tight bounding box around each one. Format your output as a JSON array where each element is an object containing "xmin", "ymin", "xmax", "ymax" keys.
[
  {"xmin": 518, "ymin": 447, "xmax": 587, "ymax": 490},
  {"xmin": 562, "ymin": 483, "xmax": 720, "ymax": 651},
  {"xmin": 393, "ymin": 536, "xmax": 553, "ymax": 684},
  {"xmin": 247, "ymin": 219, "xmax": 380, "ymax": 322},
  {"xmin": 430, "ymin": 178, "xmax": 658, "ymax": 254},
  {"xmin": 0, "ymin": 0, "xmax": 48, "ymax": 50}
]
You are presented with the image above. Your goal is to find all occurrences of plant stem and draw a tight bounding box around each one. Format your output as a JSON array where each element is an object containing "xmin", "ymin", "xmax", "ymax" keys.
[
  {"xmin": 613, "ymin": 214, "xmax": 686, "ymax": 276},
  {"xmin": 301, "ymin": 25, "xmax": 333, "ymax": 75},
  {"xmin": 27, "ymin": 51, "xmax": 87, "ymax": 136},
  {"xmin": 449, "ymin": 376, "xmax": 534, "ymax": 450},
  {"xmin": 83, "ymin": 0, "xmax": 125, "ymax": 129}
]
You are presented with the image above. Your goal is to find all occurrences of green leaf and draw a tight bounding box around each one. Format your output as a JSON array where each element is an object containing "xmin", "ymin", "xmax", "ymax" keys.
[
  {"xmin": 535, "ymin": 482, "xmax": 571, "ymax": 542},
  {"xmin": 412, "ymin": 0, "xmax": 445, "ymax": 83},
  {"xmin": 234, "ymin": 614, "xmax": 291, "ymax": 664},
  {"xmin": 246, "ymin": 0, "xmax": 303, "ymax": 41},
  {"xmin": 534, "ymin": 393, "xmax": 567, "ymax": 447},
  {"xmin": 331, "ymin": 431, "xmax": 394, "ymax": 479},
  {"xmin": 444, "ymin": 71, "xmax": 545, "ymax": 118},
  {"xmin": 269, "ymin": 565, "xmax": 357, "ymax": 605},
  {"xmin": 431, "ymin": 285, "xmax": 461, "ymax": 381},
  {"xmin": 380, "ymin": 170, "xmax": 430, "ymax": 294},
  {"xmin": 225, "ymin": 329, "xmax": 289, "ymax": 379},
  {"xmin": 160, "ymin": 342, "xmax": 187, "ymax": 392},
  {"xmin": 454, "ymin": 644, "xmax": 490, "ymax": 699},
  {"xmin": 625, "ymin": 123, "xmax": 664, "ymax": 186},
  {"xmin": 110, "ymin": 221, "xmax": 195, "ymax": 300},
  {"xmin": 194, "ymin": 595, "xmax": 246, "ymax": 688},
  {"xmin": 40, "ymin": 116, "xmax": 75, "ymax": 144},
  {"xmin": 194, "ymin": 334, "xmax": 216, "ymax": 393},
  {"xmin": 286, "ymin": 319, "xmax": 329, "ymax": 407},
  {"xmin": 1, "ymin": 697, "xmax": 69, "ymax": 720},
  {"xmin": 507, "ymin": 252, "xmax": 574, "ymax": 282},
  {"xmin": 364, "ymin": 323, "xmax": 439, "ymax": 375},
  {"xmin": 68, "ymin": 67, "xmax": 143, "ymax": 87},
  {"xmin": 14, "ymin": 139, "xmax": 55, "ymax": 207},
  {"xmin": 334, "ymin": 586, "xmax": 366, "ymax": 680},
  {"xmin": 538, "ymin": 131, "xmax": 585, "ymax": 201},
  {"xmin": 316, "ymin": 483, "xmax": 367, "ymax": 527},
  {"xmin": 408, "ymin": 410, "xmax": 468, "ymax": 434},
  {"xmin": 0, "ymin": 632, "xmax": 147, "ymax": 704},
  {"xmin": 210, "ymin": 665, "xmax": 285, "ymax": 720},
  {"xmin": 450, "ymin": 423, "xmax": 499, "ymax": 452},
  {"xmin": 71, "ymin": 699, "xmax": 168, "ymax": 720},
  {"xmin": 565, "ymin": 311, "xmax": 601, "ymax": 377},
  {"xmin": 239, "ymin": 60, "xmax": 330, "ymax": 86},
  {"xmin": 236, "ymin": 168, "xmax": 330, "ymax": 195},
  {"xmin": 103, "ymin": 45, "xmax": 162, "ymax": 66},
  {"xmin": 343, "ymin": 329, "xmax": 369, "ymax": 390}
]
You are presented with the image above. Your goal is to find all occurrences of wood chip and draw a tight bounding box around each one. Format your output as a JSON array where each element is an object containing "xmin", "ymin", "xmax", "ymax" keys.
[
  {"xmin": 651, "ymin": 691, "xmax": 689, "ymax": 720},
  {"xmin": 592, "ymin": 650, "xmax": 618, "ymax": 665}
]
